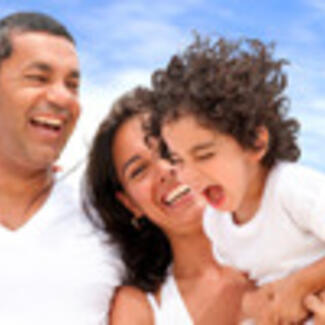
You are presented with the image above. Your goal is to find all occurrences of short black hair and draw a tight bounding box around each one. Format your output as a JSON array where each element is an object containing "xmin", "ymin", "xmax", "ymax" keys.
[{"xmin": 0, "ymin": 12, "xmax": 75, "ymax": 65}]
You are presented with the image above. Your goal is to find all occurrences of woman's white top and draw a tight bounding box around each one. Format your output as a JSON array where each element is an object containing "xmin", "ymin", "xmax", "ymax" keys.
[{"xmin": 146, "ymin": 275, "xmax": 194, "ymax": 325}]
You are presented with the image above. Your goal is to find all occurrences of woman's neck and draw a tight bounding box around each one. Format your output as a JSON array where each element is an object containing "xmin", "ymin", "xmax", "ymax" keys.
[{"xmin": 169, "ymin": 229, "xmax": 219, "ymax": 279}]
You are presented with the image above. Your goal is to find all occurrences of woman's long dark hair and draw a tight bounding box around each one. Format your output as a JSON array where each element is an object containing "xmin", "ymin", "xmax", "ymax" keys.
[{"xmin": 84, "ymin": 87, "xmax": 172, "ymax": 292}]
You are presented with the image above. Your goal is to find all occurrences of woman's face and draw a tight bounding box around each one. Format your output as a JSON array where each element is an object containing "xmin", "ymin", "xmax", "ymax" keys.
[{"xmin": 112, "ymin": 115, "xmax": 206, "ymax": 236}]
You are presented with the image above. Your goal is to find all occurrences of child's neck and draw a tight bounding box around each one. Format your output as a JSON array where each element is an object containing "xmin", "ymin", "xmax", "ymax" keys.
[{"xmin": 233, "ymin": 165, "xmax": 269, "ymax": 225}]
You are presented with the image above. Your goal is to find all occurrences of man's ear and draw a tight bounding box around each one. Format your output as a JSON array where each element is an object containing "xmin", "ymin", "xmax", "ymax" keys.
[
  {"xmin": 252, "ymin": 126, "xmax": 269, "ymax": 162},
  {"xmin": 116, "ymin": 191, "xmax": 143, "ymax": 218}
]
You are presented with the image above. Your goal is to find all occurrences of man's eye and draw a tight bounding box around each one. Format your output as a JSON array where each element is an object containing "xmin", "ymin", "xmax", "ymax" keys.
[
  {"xmin": 66, "ymin": 80, "xmax": 79, "ymax": 93},
  {"xmin": 25, "ymin": 75, "xmax": 47, "ymax": 82}
]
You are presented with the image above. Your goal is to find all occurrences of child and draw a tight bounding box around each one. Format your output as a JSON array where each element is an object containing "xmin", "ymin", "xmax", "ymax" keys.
[{"xmin": 148, "ymin": 36, "xmax": 325, "ymax": 323}]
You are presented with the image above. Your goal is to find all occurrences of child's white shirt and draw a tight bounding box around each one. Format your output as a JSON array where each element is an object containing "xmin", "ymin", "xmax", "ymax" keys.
[{"xmin": 203, "ymin": 162, "xmax": 325, "ymax": 285}]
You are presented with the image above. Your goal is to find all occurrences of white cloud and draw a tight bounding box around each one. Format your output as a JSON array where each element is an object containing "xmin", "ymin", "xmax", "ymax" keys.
[
  {"xmin": 0, "ymin": 5, "xmax": 20, "ymax": 16},
  {"xmin": 59, "ymin": 0, "xmax": 206, "ymax": 171},
  {"xmin": 305, "ymin": 0, "xmax": 325, "ymax": 11},
  {"xmin": 38, "ymin": 0, "xmax": 325, "ymax": 175},
  {"xmin": 74, "ymin": 3, "xmax": 194, "ymax": 75}
]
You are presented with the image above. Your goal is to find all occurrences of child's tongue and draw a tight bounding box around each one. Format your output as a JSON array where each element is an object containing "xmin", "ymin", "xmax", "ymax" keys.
[{"xmin": 204, "ymin": 185, "xmax": 225, "ymax": 209}]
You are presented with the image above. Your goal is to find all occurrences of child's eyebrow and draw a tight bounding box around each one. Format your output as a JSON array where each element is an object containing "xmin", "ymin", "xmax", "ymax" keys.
[{"xmin": 190, "ymin": 141, "xmax": 215, "ymax": 154}]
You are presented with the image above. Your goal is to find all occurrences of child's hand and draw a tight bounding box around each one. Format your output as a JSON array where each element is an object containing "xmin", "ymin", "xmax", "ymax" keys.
[
  {"xmin": 242, "ymin": 277, "xmax": 308, "ymax": 324},
  {"xmin": 304, "ymin": 291, "xmax": 325, "ymax": 325}
]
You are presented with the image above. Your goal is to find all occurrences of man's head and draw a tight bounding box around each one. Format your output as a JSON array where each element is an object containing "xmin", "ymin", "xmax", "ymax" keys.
[
  {"xmin": 0, "ymin": 12, "xmax": 75, "ymax": 66},
  {"xmin": 0, "ymin": 12, "xmax": 80, "ymax": 173}
]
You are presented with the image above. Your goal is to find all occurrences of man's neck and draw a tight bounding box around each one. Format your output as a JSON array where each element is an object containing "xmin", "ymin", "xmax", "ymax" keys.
[{"xmin": 0, "ymin": 165, "xmax": 54, "ymax": 230}]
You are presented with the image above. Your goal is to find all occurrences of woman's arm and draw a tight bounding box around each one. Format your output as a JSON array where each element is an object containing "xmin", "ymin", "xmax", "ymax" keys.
[
  {"xmin": 242, "ymin": 257, "xmax": 325, "ymax": 324},
  {"xmin": 110, "ymin": 286, "xmax": 154, "ymax": 325}
]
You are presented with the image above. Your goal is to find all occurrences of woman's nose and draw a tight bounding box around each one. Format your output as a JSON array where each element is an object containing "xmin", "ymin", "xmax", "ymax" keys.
[{"xmin": 157, "ymin": 159, "xmax": 176, "ymax": 183}]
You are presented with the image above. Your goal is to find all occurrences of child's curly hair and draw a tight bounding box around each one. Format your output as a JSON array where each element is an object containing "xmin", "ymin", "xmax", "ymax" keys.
[{"xmin": 149, "ymin": 35, "xmax": 300, "ymax": 168}]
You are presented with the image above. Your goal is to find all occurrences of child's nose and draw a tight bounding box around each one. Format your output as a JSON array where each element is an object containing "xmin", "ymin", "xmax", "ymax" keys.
[{"xmin": 178, "ymin": 165, "xmax": 201, "ymax": 192}]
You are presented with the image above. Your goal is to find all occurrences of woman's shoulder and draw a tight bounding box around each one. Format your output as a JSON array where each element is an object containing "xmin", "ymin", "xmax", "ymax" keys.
[{"xmin": 110, "ymin": 286, "xmax": 155, "ymax": 325}]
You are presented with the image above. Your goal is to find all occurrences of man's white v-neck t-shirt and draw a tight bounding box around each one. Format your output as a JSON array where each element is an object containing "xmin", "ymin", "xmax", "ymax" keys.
[{"xmin": 0, "ymin": 179, "xmax": 123, "ymax": 325}]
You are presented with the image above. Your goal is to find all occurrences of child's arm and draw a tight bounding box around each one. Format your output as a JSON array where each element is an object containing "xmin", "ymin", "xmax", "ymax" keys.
[
  {"xmin": 243, "ymin": 257, "xmax": 325, "ymax": 324},
  {"xmin": 304, "ymin": 290, "xmax": 325, "ymax": 325}
]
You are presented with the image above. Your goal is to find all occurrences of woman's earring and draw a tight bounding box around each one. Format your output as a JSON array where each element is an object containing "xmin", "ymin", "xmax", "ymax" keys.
[{"xmin": 131, "ymin": 216, "xmax": 142, "ymax": 230}]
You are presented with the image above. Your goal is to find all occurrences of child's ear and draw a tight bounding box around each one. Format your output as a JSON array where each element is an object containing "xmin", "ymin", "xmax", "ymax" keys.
[
  {"xmin": 252, "ymin": 126, "xmax": 269, "ymax": 161},
  {"xmin": 116, "ymin": 191, "xmax": 143, "ymax": 218}
]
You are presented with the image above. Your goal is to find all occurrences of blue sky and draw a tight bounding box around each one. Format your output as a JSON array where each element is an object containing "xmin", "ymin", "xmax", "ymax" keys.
[{"xmin": 2, "ymin": 0, "xmax": 325, "ymax": 174}]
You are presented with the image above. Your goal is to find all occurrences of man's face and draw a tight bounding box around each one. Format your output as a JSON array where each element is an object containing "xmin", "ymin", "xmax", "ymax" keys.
[{"xmin": 0, "ymin": 31, "xmax": 80, "ymax": 171}]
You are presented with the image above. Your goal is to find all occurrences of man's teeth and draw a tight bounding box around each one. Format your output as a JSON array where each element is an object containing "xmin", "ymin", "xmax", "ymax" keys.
[
  {"xmin": 165, "ymin": 185, "xmax": 191, "ymax": 205},
  {"xmin": 31, "ymin": 116, "xmax": 63, "ymax": 130}
]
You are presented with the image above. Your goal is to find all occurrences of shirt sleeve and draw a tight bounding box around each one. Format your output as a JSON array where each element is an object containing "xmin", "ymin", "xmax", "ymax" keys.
[{"xmin": 280, "ymin": 164, "xmax": 325, "ymax": 241}]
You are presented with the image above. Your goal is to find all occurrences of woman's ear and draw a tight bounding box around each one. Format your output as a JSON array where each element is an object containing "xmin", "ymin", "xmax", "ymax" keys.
[
  {"xmin": 116, "ymin": 191, "xmax": 143, "ymax": 218},
  {"xmin": 251, "ymin": 126, "xmax": 269, "ymax": 162}
]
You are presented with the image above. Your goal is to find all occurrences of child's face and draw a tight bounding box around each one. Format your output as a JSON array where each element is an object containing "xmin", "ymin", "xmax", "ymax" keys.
[{"xmin": 162, "ymin": 114, "xmax": 266, "ymax": 217}]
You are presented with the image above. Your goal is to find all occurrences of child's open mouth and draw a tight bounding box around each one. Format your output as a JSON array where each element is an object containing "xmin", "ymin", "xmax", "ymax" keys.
[{"xmin": 203, "ymin": 185, "xmax": 225, "ymax": 209}]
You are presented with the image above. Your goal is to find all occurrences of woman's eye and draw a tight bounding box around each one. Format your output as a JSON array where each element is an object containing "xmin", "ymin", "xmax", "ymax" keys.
[{"xmin": 129, "ymin": 164, "xmax": 147, "ymax": 180}]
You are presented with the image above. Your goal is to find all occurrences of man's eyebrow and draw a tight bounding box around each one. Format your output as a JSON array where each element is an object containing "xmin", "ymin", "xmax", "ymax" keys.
[
  {"xmin": 122, "ymin": 155, "xmax": 142, "ymax": 177},
  {"xmin": 24, "ymin": 62, "xmax": 80, "ymax": 79},
  {"xmin": 25, "ymin": 62, "xmax": 52, "ymax": 72},
  {"xmin": 190, "ymin": 141, "xmax": 215, "ymax": 154}
]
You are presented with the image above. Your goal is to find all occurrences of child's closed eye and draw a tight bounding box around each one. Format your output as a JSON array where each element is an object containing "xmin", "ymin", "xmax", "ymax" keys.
[{"xmin": 194, "ymin": 152, "xmax": 215, "ymax": 161}]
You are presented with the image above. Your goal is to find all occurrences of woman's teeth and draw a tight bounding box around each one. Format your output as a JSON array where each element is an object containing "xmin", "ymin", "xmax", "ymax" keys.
[{"xmin": 165, "ymin": 184, "xmax": 191, "ymax": 205}]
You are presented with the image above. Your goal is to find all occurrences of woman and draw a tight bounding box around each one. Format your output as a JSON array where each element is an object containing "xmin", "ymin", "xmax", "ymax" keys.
[{"xmin": 85, "ymin": 87, "xmax": 252, "ymax": 324}]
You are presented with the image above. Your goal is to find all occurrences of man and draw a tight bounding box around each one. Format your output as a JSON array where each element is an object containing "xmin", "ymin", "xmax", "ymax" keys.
[{"xmin": 0, "ymin": 12, "xmax": 122, "ymax": 324}]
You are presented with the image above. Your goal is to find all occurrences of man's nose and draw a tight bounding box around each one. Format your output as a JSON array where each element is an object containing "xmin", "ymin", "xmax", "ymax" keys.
[{"xmin": 45, "ymin": 81, "xmax": 79, "ymax": 113}]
